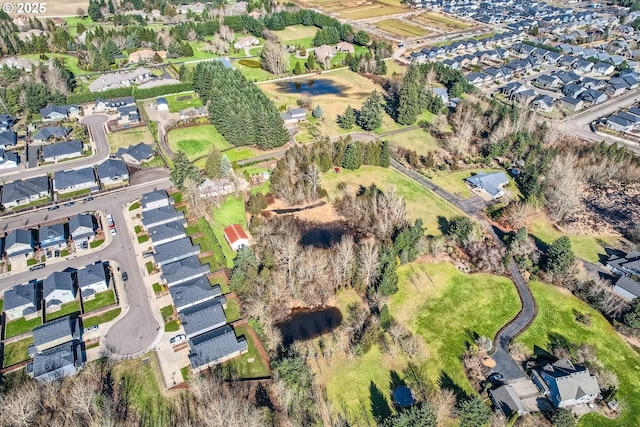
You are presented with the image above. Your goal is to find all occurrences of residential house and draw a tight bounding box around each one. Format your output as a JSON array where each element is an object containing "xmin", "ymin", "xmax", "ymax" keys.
[
  {"xmin": 0, "ymin": 149, "xmax": 19, "ymax": 169},
  {"xmin": 53, "ymin": 167, "xmax": 98, "ymax": 194},
  {"xmin": 561, "ymin": 83, "xmax": 585, "ymax": 98},
  {"xmin": 557, "ymin": 96, "xmax": 584, "ymax": 112},
  {"xmin": 39, "ymin": 223, "xmax": 67, "ymax": 250},
  {"xmin": 0, "ymin": 130, "xmax": 17, "ymax": 149},
  {"xmin": 141, "ymin": 205, "xmax": 185, "ymax": 229},
  {"xmin": 433, "ymin": 87, "xmax": 449, "ymax": 104},
  {"xmin": 153, "ymin": 237, "xmax": 200, "ymax": 267},
  {"xmin": 1, "ymin": 176, "xmax": 50, "ymax": 209},
  {"xmin": 187, "ymin": 325, "xmax": 248, "ymax": 373},
  {"xmin": 39, "ymin": 104, "xmax": 80, "ymax": 121},
  {"xmin": 617, "ymin": 111, "xmax": 640, "ymax": 126},
  {"xmin": 157, "ymin": 97, "xmax": 169, "ymax": 112},
  {"xmin": 281, "ymin": 108, "xmax": 307, "ymax": 123},
  {"xmin": 178, "ymin": 297, "xmax": 228, "ymax": 339},
  {"xmin": 234, "ymin": 36, "xmax": 259, "ymax": 49},
  {"xmin": 69, "ymin": 213, "xmax": 95, "ymax": 249},
  {"xmin": 314, "ymin": 45, "xmax": 337, "ymax": 63},
  {"xmin": 32, "ymin": 316, "xmax": 81, "ymax": 353},
  {"xmin": 611, "ymin": 275, "xmax": 640, "ymax": 301},
  {"xmin": 572, "ymin": 59, "xmax": 594, "ymax": 74},
  {"xmin": 0, "ymin": 114, "xmax": 17, "ymax": 131},
  {"xmin": 557, "ymin": 55, "xmax": 576, "ymax": 68},
  {"xmin": 43, "ymin": 271, "xmax": 77, "ymax": 313},
  {"xmin": 89, "ymin": 69, "xmax": 151, "ymax": 92},
  {"xmin": 160, "ymin": 255, "xmax": 210, "ymax": 286},
  {"xmin": 42, "ymin": 140, "xmax": 84, "ymax": 163},
  {"xmin": 605, "ymin": 81, "xmax": 628, "ymax": 97},
  {"xmin": 531, "ymin": 358, "xmax": 600, "ymax": 408},
  {"xmin": 336, "ymin": 41, "xmax": 355, "ymax": 53},
  {"xmin": 148, "ymin": 221, "xmax": 187, "ymax": 246},
  {"xmin": 93, "ymin": 97, "xmax": 135, "ymax": 113},
  {"xmin": 141, "ymin": 190, "xmax": 173, "ymax": 211},
  {"xmin": 117, "ymin": 105, "xmax": 140, "ymax": 125},
  {"xmin": 4, "ymin": 229, "xmax": 34, "ymax": 258},
  {"xmin": 554, "ymin": 71, "xmax": 581, "ymax": 86},
  {"xmin": 606, "ymin": 251, "xmax": 640, "ymax": 276},
  {"xmin": 593, "ymin": 62, "xmax": 615, "ymax": 76},
  {"xmin": 490, "ymin": 385, "xmax": 528, "ymax": 418},
  {"xmin": 198, "ymin": 178, "xmax": 246, "ymax": 199},
  {"xmin": 128, "ymin": 49, "xmax": 166, "ymax": 64},
  {"xmin": 3, "ymin": 282, "xmax": 40, "ymax": 321},
  {"xmin": 170, "ymin": 276, "xmax": 222, "ymax": 312},
  {"xmin": 579, "ymin": 89, "xmax": 607, "ymax": 105},
  {"xmin": 115, "ymin": 142, "xmax": 155, "ymax": 165},
  {"xmin": 223, "ymin": 224, "xmax": 249, "ymax": 251},
  {"xmin": 32, "ymin": 126, "xmax": 72, "ymax": 144},
  {"xmin": 534, "ymin": 74, "xmax": 561, "ymax": 89},
  {"xmin": 96, "ymin": 159, "xmax": 129, "ymax": 186},
  {"xmin": 581, "ymin": 77, "xmax": 606, "ymax": 90},
  {"xmin": 467, "ymin": 72, "xmax": 490, "ymax": 86},
  {"xmin": 464, "ymin": 172, "xmax": 510, "ymax": 199},
  {"xmin": 606, "ymin": 114, "xmax": 634, "ymax": 132},
  {"xmin": 532, "ymin": 94, "xmax": 554, "ymax": 112},
  {"xmin": 512, "ymin": 89, "xmax": 537, "ymax": 105},
  {"xmin": 179, "ymin": 106, "xmax": 208, "ymax": 120},
  {"xmin": 77, "ymin": 262, "xmax": 108, "ymax": 301},
  {"xmin": 27, "ymin": 342, "xmax": 84, "ymax": 383}
]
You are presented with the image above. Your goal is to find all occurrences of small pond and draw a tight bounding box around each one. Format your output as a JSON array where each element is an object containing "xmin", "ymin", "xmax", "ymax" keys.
[
  {"xmin": 278, "ymin": 307, "xmax": 343, "ymax": 346},
  {"xmin": 274, "ymin": 79, "xmax": 348, "ymax": 96}
]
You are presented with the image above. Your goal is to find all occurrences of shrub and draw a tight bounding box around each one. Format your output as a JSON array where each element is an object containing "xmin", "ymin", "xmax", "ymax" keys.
[{"xmin": 238, "ymin": 59, "xmax": 261, "ymax": 68}]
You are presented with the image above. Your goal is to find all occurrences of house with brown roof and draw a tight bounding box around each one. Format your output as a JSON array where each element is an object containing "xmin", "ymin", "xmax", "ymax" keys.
[
  {"xmin": 128, "ymin": 49, "xmax": 167, "ymax": 64},
  {"xmin": 234, "ymin": 36, "xmax": 259, "ymax": 49},
  {"xmin": 336, "ymin": 42, "xmax": 355, "ymax": 53},
  {"xmin": 314, "ymin": 45, "xmax": 337, "ymax": 63}
]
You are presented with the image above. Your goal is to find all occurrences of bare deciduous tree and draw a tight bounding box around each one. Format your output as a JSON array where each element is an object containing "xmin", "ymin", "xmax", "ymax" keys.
[
  {"xmin": 261, "ymin": 40, "xmax": 288, "ymax": 75},
  {"xmin": 183, "ymin": 177, "xmax": 211, "ymax": 219},
  {"xmin": 0, "ymin": 380, "xmax": 40, "ymax": 427},
  {"xmin": 357, "ymin": 238, "xmax": 379, "ymax": 291},
  {"xmin": 444, "ymin": 103, "xmax": 477, "ymax": 158},
  {"xmin": 544, "ymin": 153, "xmax": 585, "ymax": 224}
]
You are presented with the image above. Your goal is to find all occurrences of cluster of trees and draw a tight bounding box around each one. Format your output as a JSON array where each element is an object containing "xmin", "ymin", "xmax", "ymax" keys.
[
  {"xmin": 193, "ymin": 61, "xmax": 288, "ymax": 148},
  {"xmin": 337, "ymin": 91, "xmax": 384, "ymax": 131},
  {"xmin": 386, "ymin": 64, "xmax": 445, "ymax": 125}
]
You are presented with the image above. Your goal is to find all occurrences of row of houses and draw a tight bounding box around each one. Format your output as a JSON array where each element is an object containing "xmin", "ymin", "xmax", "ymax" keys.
[
  {"xmin": 410, "ymin": 31, "xmax": 521, "ymax": 63},
  {"xmin": 139, "ymin": 190, "xmax": 248, "ymax": 373},
  {"xmin": 39, "ymin": 97, "xmax": 141, "ymax": 127},
  {"xmin": 607, "ymin": 251, "xmax": 640, "ymax": 301},
  {"xmin": 3, "ymin": 213, "xmax": 96, "ymax": 261},
  {"xmin": 3, "ymin": 261, "xmax": 111, "ymax": 319},
  {"xmin": 605, "ymin": 107, "xmax": 640, "ymax": 133}
]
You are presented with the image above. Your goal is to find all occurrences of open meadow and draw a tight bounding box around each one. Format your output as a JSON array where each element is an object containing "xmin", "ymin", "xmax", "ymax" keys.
[
  {"xmin": 167, "ymin": 125, "xmax": 232, "ymax": 160},
  {"xmin": 107, "ymin": 127, "xmax": 155, "ymax": 153}
]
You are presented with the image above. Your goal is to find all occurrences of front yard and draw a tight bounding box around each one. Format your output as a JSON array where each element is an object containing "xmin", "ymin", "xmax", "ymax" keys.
[
  {"xmin": 167, "ymin": 125, "xmax": 233, "ymax": 160},
  {"xmin": 82, "ymin": 308, "xmax": 122, "ymax": 328},
  {"xmin": 107, "ymin": 126, "xmax": 155, "ymax": 153}
]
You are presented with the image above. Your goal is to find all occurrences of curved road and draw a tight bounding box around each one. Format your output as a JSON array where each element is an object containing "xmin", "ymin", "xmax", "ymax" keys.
[{"xmin": 390, "ymin": 159, "xmax": 535, "ymax": 380}]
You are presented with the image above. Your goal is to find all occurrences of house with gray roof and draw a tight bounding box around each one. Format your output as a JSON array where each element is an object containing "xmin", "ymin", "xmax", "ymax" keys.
[
  {"xmin": 142, "ymin": 205, "xmax": 185, "ymax": 229},
  {"xmin": 579, "ymin": 89, "xmax": 607, "ymax": 105},
  {"xmin": 39, "ymin": 223, "xmax": 67, "ymax": 250},
  {"xmin": 0, "ymin": 148, "xmax": 19, "ymax": 169},
  {"xmin": 32, "ymin": 126, "xmax": 72, "ymax": 143},
  {"xmin": 27, "ymin": 342, "xmax": 84, "ymax": 383},
  {"xmin": 557, "ymin": 96, "xmax": 583, "ymax": 112},
  {"xmin": 160, "ymin": 255, "xmax": 210, "ymax": 286},
  {"xmin": 69, "ymin": 213, "xmax": 95, "ymax": 249},
  {"xmin": 464, "ymin": 172, "xmax": 510, "ymax": 199},
  {"xmin": 531, "ymin": 358, "xmax": 600, "ymax": 408},
  {"xmin": 5, "ymin": 229, "xmax": 34, "ymax": 258},
  {"xmin": 77, "ymin": 262, "xmax": 109, "ymax": 301},
  {"xmin": 607, "ymin": 251, "xmax": 640, "ymax": 276},
  {"xmin": 612, "ymin": 275, "xmax": 640, "ymax": 301},
  {"xmin": 593, "ymin": 62, "xmax": 615, "ymax": 76},
  {"xmin": 3, "ymin": 282, "xmax": 40, "ymax": 320},
  {"xmin": 32, "ymin": 316, "xmax": 82, "ymax": 353},
  {"xmin": 141, "ymin": 190, "xmax": 173, "ymax": 211},
  {"xmin": 42, "ymin": 140, "xmax": 84, "ymax": 163},
  {"xmin": 148, "ymin": 221, "xmax": 186, "ymax": 246},
  {"xmin": 154, "ymin": 237, "xmax": 200, "ymax": 267},
  {"xmin": 53, "ymin": 167, "xmax": 98, "ymax": 194},
  {"xmin": 116, "ymin": 142, "xmax": 155, "ymax": 165},
  {"xmin": 96, "ymin": 159, "xmax": 129, "ymax": 186},
  {"xmin": 43, "ymin": 271, "xmax": 77, "ymax": 313},
  {"xmin": 0, "ymin": 130, "xmax": 17, "ymax": 149},
  {"xmin": 39, "ymin": 104, "xmax": 80, "ymax": 122},
  {"xmin": 0, "ymin": 114, "xmax": 17, "ymax": 131},
  {"xmin": 1, "ymin": 175, "xmax": 50, "ymax": 209},
  {"xmin": 188, "ymin": 325, "xmax": 248, "ymax": 373},
  {"xmin": 490, "ymin": 385, "xmax": 528, "ymax": 418},
  {"xmin": 170, "ymin": 277, "xmax": 222, "ymax": 312},
  {"xmin": 606, "ymin": 114, "xmax": 634, "ymax": 132},
  {"xmin": 178, "ymin": 297, "xmax": 227, "ymax": 339},
  {"xmin": 532, "ymin": 95, "xmax": 554, "ymax": 112},
  {"xmin": 281, "ymin": 108, "xmax": 307, "ymax": 124}
]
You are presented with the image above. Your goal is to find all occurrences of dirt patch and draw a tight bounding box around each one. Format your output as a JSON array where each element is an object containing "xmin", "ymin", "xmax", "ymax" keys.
[
  {"xmin": 268, "ymin": 198, "xmax": 341, "ymax": 223},
  {"xmin": 581, "ymin": 181, "xmax": 640, "ymax": 238}
]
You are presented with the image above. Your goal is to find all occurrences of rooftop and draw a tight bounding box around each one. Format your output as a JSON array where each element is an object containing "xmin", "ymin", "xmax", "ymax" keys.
[{"xmin": 178, "ymin": 297, "xmax": 227, "ymax": 338}]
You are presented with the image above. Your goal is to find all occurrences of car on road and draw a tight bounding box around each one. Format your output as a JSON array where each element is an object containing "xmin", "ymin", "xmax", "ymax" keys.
[
  {"xmin": 29, "ymin": 263, "xmax": 45, "ymax": 271},
  {"xmin": 122, "ymin": 272, "xmax": 128, "ymax": 282},
  {"xmin": 64, "ymin": 201, "xmax": 75, "ymax": 207},
  {"xmin": 488, "ymin": 373, "xmax": 504, "ymax": 382},
  {"xmin": 170, "ymin": 334, "xmax": 186, "ymax": 346},
  {"xmin": 107, "ymin": 214, "xmax": 115, "ymax": 228},
  {"xmin": 48, "ymin": 205, "xmax": 59, "ymax": 211},
  {"xmin": 111, "ymin": 228, "xmax": 117, "ymax": 236},
  {"xmin": 84, "ymin": 325, "xmax": 99, "ymax": 333},
  {"xmin": 84, "ymin": 197, "xmax": 94, "ymax": 203}
]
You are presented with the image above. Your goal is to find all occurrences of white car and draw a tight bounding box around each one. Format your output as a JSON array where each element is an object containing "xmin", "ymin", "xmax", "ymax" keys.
[
  {"xmin": 111, "ymin": 228, "xmax": 117, "ymax": 236},
  {"xmin": 170, "ymin": 334, "xmax": 186, "ymax": 346},
  {"xmin": 107, "ymin": 214, "xmax": 115, "ymax": 228}
]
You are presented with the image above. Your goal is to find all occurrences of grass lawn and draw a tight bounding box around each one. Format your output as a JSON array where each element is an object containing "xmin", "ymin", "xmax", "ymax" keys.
[
  {"xmin": 161, "ymin": 305, "xmax": 174, "ymax": 320},
  {"xmin": 168, "ymin": 125, "xmax": 233, "ymax": 160},
  {"xmin": 83, "ymin": 308, "xmax": 122, "ymax": 328},
  {"xmin": 222, "ymin": 324, "xmax": 270, "ymax": 378},
  {"xmin": 141, "ymin": 156, "xmax": 166, "ymax": 168},
  {"xmin": 384, "ymin": 126, "xmax": 441, "ymax": 156},
  {"xmin": 83, "ymin": 290, "xmax": 116, "ymax": 313},
  {"xmin": 152, "ymin": 283, "xmax": 164, "ymax": 294},
  {"xmin": 224, "ymin": 298, "xmax": 242, "ymax": 323},
  {"xmin": 164, "ymin": 92, "xmax": 203, "ymax": 113},
  {"xmin": 425, "ymin": 168, "xmax": 521, "ymax": 200},
  {"xmin": 517, "ymin": 282, "xmax": 640, "ymax": 427},
  {"xmin": 138, "ymin": 234, "xmax": 149, "ymax": 244},
  {"xmin": 210, "ymin": 274, "xmax": 231, "ymax": 294},
  {"xmin": 272, "ymin": 25, "xmax": 318, "ymax": 48},
  {"xmin": 234, "ymin": 60, "xmax": 279, "ymax": 82},
  {"xmin": 165, "ymin": 320, "xmax": 180, "ymax": 332},
  {"xmin": 4, "ymin": 317, "xmax": 42, "ymax": 339},
  {"xmin": 90, "ymin": 239, "xmax": 105, "ymax": 249},
  {"xmin": 376, "ymin": 19, "xmax": 428, "ymax": 37},
  {"xmin": 2, "ymin": 337, "xmax": 34, "ymax": 367},
  {"xmin": 20, "ymin": 53, "xmax": 91, "ymax": 76},
  {"xmin": 129, "ymin": 202, "xmax": 140, "ymax": 211},
  {"xmin": 211, "ymin": 195, "xmax": 247, "ymax": 268},
  {"xmin": 46, "ymin": 301, "xmax": 81, "ymax": 321},
  {"xmin": 526, "ymin": 213, "xmax": 621, "ymax": 264},
  {"xmin": 107, "ymin": 127, "xmax": 155, "ymax": 153},
  {"xmin": 322, "ymin": 166, "xmax": 461, "ymax": 235}
]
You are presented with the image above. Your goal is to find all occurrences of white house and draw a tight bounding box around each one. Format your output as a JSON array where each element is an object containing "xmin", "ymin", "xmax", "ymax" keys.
[
  {"xmin": 77, "ymin": 262, "xmax": 109, "ymax": 301},
  {"xmin": 3, "ymin": 282, "xmax": 40, "ymax": 321},
  {"xmin": 43, "ymin": 271, "xmax": 77, "ymax": 313}
]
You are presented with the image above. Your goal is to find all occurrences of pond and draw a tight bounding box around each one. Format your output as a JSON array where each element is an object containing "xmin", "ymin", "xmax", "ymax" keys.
[
  {"xmin": 274, "ymin": 78, "xmax": 349, "ymax": 96},
  {"xmin": 278, "ymin": 307, "xmax": 343, "ymax": 346}
]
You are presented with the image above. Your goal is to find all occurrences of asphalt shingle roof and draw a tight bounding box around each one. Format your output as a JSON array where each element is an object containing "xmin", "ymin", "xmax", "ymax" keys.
[
  {"xmin": 170, "ymin": 276, "xmax": 222, "ymax": 311},
  {"xmin": 3, "ymin": 282, "xmax": 38, "ymax": 313},
  {"xmin": 1, "ymin": 176, "xmax": 49, "ymax": 205},
  {"xmin": 178, "ymin": 297, "xmax": 227, "ymax": 338},
  {"xmin": 160, "ymin": 256, "xmax": 210, "ymax": 285},
  {"xmin": 188, "ymin": 325, "xmax": 247, "ymax": 369}
]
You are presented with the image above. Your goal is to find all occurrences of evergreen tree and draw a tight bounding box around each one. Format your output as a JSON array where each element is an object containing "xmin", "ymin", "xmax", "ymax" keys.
[
  {"xmin": 374, "ymin": 57, "xmax": 387, "ymax": 75},
  {"xmin": 312, "ymin": 105, "xmax": 323, "ymax": 119},
  {"xmin": 108, "ymin": 0, "xmax": 115, "ymax": 13},
  {"xmin": 354, "ymin": 30, "xmax": 370, "ymax": 46},
  {"xmin": 342, "ymin": 142, "xmax": 361, "ymax": 170},
  {"xmin": 378, "ymin": 260, "xmax": 399, "ymax": 296},
  {"xmin": 624, "ymin": 299, "xmax": 640, "ymax": 329},
  {"xmin": 457, "ymin": 396, "xmax": 491, "ymax": 427},
  {"xmin": 220, "ymin": 154, "xmax": 233, "ymax": 178},
  {"xmin": 380, "ymin": 139, "xmax": 390, "ymax": 167},
  {"xmin": 379, "ymin": 304, "xmax": 392, "ymax": 331},
  {"xmin": 293, "ymin": 61, "xmax": 302, "ymax": 75},
  {"xmin": 246, "ymin": 192, "xmax": 268, "ymax": 215},
  {"xmin": 545, "ymin": 236, "xmax": 575, "ymax": 276},
  {"xmin": 384, "ymin": 404, "xmax": 436, "ymax": 427},
  {"xmin": 337, "ymin": 105, "xmax": 356, "ymax": 130},
  {"xmin": 88, "ymin": 0, "xmax": 103, "ymax": 21},
  {"xmin": 182, "ymin": 42, "xmax": 194, "ymax": 57},
  {"xmin": 170, "ymin": 150, "xmax": 202, "ymax": 189},
  {"xmin": 204, "ymin": 147, "xmax": 222, "ymax": 178},
  {"xmin": 357, "ymin": 91, "xmax": 383, "ymax": 131},
  {"xmin": 549, "ymin": 408, "xmax": 577, "ymax": 427},
  {"xmin": 396, "ymin": 65, "xmax": 423, "ymax": 125},
  {"xmin": 306, "ymin": 53, "xmax": 316, "ymax": 70},
  {"xmin": 77, "ymin": 22, "xmax": 86, "ymax": 35}
]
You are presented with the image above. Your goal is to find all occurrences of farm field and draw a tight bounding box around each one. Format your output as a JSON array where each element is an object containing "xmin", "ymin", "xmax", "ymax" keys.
[
  {"xmin": 410, "ymin": 12, "xmax": 472, "ymax": 31},
  {"xmin": 272, "ymin": 25, "xmax": 318, "ymax": 48},
  {"xmin": 292, "ymin": 0, "xmax": 408, "ymax": 20},
  {"xmin": 107, "ymin": 126, "xmax": 155, "ymax": 153},
  {"xmin": 517, "ymin": 282, "xmax": 640, "ymax": 427},
  {"xmin": 167, "ymin": 125, "xmax": 233, "ymax": 160},
  {"xmin": 375, "ymin": 19, "xmax": 429, "ymax": 37},
  {"xmin": 322, "ymin": 165, "xmax": 461, "ymax": 234},
  {"xmin": 164, "ymin": 92, "xmax": 203, "ymax": 113}
]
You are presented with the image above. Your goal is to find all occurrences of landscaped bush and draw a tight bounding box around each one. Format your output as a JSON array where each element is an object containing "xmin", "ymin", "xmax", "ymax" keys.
[{"xmin": 238, "ymin": 59, "xmax": 261, "ymax": 68}]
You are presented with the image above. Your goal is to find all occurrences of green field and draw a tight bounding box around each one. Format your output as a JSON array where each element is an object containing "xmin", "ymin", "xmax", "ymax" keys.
[
  {"xmin": 322, "ymin": 166, "xmax": 461, "ymax": 235},
  {"xmin": 82, "ymin": 308, "xmax": 122, "ymax": 328},
  {"xmin": 107, "ymin": 127, "xmax": 156, "ymax": 153},
  {"xmin": 224, "ymin": 298, "xmax": 242, "ymax": 323},
  {"xmin": 375, "ymin": 19, "xmax": 428, "ymax": 37},
  {"xmin": 167, "ymin": 125, "xmax": 233, "ymax": 160},
  {"xmin": 234, "ymin": 60, "xmax": 278, "ymax": 82},
  {"xmin": 20, "ymin": 53, "xmax": 91, "ymax": 76},
  {"xmin": 526, "ymin": 214, "xmax": 621, "ymax": 264},
  {"xmin": 46, "ymin": 301, "xmax": 81, "ymax": 321},
  {"xmin": 272, "ymin": 25, "xmax": 318, "ymax": 48},
  {"xmin": 517, "ymin": 282, "xmax": 640, "ymax": 427},
  {"xmin": 222, "ymin": 324, "xmax": 270, "ymax": 378},
  {"xmin": 164, "ymin": 92, "xmax": 204, "ymax": 113},
  {"xmin": 426, "ymin": 168, "xmax": 521, "ymax": 200},
  {"xmin": 83, "ymin": 290, "xmax": 116, "ymax": 313},
  {"xmin": 384, "ymin": 126, "xmax": 440, "ymax": 155},
  {"xmin": 2, "ymin": 337, "xmax": 34, "ymax": 367}
]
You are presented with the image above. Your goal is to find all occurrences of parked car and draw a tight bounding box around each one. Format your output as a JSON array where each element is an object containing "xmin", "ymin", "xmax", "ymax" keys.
[
  {"xmin": 48, "ymin": 205, "xmax": 59, "ymax": 211},
  {"xmin": 107, "ymin": 214, "xmax": 114, "ymax": 228},
  {"xmin": 29, "ymin": 263, "xmax": 45, "ymax": 271},
  {"xmin": 489, "ymin": 373, "xmax": 504, "ymax": 382},
  {"xmin": 122, "ymin": 272, "xmax": 128, "ymax": 282},
  {"xmin": 170, "ymin": 334, "xmax": 187, "ymax": 346},
  {"xmin": 64, "ymin": 201, "xmax": 74, "ymax": 207},
  {"xmin": 54, "ymin": 249, "xmax": 60, "ymax": 258},
  {"xmin": 111, "ymin": 228, "xmax": 117, "ymax": 236},
  {"xmin": 142, "ymin": 251, "xmax": 154, "ymax": 258},
  {"xmin": 46, "ymin": 250, "xmax": 52, "ymax": 258},
  {"xmin": 84, "ymin": 325, "xmax": 99, "ymax": 333},
  {"xmin": 81, "ymin": 241, "xmax": 88, "ymax": 250},
  {"xmin": 85, "ymin": 197, "xmax": 94, "ymax": 202}
]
